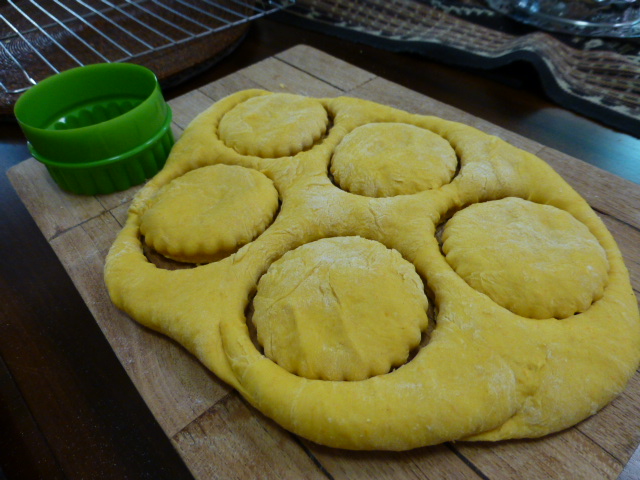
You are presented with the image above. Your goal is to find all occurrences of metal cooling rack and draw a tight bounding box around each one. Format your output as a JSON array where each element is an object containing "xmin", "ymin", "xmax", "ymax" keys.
[{"xmin": 0, "ymin": 0, "xmax": 293, "ymax": 95}]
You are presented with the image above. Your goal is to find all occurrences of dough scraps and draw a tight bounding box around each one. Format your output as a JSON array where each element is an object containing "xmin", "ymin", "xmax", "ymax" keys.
[{"xmin": 105, "ymin": 89, "xmax": 640, "ymax": 451}]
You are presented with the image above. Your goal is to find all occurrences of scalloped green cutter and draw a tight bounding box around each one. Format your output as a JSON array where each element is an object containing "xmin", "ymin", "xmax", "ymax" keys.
[{"xmin": 14, "ymin": 63, "xmax": 174, "ymax": 195}]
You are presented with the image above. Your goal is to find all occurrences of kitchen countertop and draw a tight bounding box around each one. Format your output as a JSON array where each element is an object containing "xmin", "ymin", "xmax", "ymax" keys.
[{"xmin": 1, "ymin": 15, "xmax": 639, "ymax": 480}]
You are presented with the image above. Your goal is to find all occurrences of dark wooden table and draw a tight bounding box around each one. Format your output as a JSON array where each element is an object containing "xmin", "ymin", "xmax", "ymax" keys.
[{"xmin": 1, "ymin": 16, "xmax": 639, "ymax": 480}]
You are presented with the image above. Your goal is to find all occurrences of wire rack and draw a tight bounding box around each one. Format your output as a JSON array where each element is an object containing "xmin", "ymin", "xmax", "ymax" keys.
[{"xmin": 0, "ymin": 0, "xmax": 293, "ymax": 96}]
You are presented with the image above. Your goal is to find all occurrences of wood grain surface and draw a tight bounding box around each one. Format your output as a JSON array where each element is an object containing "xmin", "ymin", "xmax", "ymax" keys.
[{"xmin": 8, "ymin": 45, "xmax": 640, "ymax": 480}]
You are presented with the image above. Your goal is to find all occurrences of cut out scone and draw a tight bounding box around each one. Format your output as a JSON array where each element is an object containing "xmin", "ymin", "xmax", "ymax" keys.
[
  {"xmin": 140, "ymin": 164, "xmax": 279, "ymax": 264},
  {"xmin": 253, "ymin": 236, "xmax": 429, "ymax": 381},
  {"xmin": 218, "ymin": 92, "xmax": 329, "ymax": 157},
  {"xmin": 105, "ymin": 89, "xmax": 640, "ymax": 451},
  {"xmin": 331, "ymin": 122, "xmax": 458, "ymax": 196},
  {"xmin": 441, "ymin": 197, "xmax": 609, "ymax": 319}
]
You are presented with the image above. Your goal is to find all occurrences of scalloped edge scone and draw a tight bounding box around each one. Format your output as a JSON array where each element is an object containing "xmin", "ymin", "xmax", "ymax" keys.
[
  {"xmin": 252, "ymin": 236, "xmax": 429, "ymax": 381},
  {"xmin": 441, "ymin": 197, "xmax": 609, "ymax": 319},
  {"xmin": 218, "ymin": 92, "xmax": 329, "ymax": 157},
  {"xmin": 139, "ymin": 164, "xmax": 279, "ymax": 264},
  {"xmin": 330, "ymin": 122, "xmax": 458, "ymax": 197}
]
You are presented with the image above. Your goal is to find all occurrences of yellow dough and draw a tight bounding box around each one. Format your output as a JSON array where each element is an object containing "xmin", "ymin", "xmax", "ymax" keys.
[
  {"xmin": 218, "ymin": 92, "xmax": 329, "ymax": 157},
  {"xmin": 252, "ymin": 236, "xmax": 429, "ymax": 381},
  {"xmin": 442, "ymin": 197, "xmax": 609, "ymax": 319},
  {"xmin": 139, "ymin": 164, "xmax": 279, "ymax": 264},
  {"xmin": 104, "ymin": 89, "xmax": 640, "ymax": 451},
  {"xmin": 331, "ymin": 122, "xmax": 457, "ymax": 196}
]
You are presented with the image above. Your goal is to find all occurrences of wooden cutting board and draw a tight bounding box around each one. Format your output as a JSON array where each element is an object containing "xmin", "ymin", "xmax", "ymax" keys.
[{"xmin": 8, "ymin": 45, "xmax": 640, "ymax": 480}]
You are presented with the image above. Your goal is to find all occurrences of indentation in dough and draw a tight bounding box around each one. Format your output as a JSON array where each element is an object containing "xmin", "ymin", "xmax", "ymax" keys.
[
  {"xmin": 330, "ymin": 123, "xmax": 457, "ymax": 197},
  {"xmin": 441, "ymin": 197, "xmax": 609, "ymax": 319},
  {"xmin": 218, "ymin": 93, "xmax": 329, "ymax": 157},
  {"xmin": 252, "ymin": 236, "xmax": 430, "ymax": 381},
  {"xmin": 142, "ymin": 241, "xmax": 195, "ymax": 270},
  {"xmin": 140, "ymin": 164, "xmax": 279, "ymax": 264}
]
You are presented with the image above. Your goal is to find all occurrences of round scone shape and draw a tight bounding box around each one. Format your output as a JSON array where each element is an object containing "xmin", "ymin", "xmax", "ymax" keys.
[
  {"xmin": 252, "ymin": 236, "xmax": 429, "ymax": 381},
  {"xmin": 218, "ymin": 93, "xmax": 329, "ymax": 157},
  {"xmin": 441, "ymin": 197, "xmax": 609, "ymax": 319},
  {"xmin": 140, "ymin": 164, "xmax": 279, "ymax": 264},
  {"xmin": 330, "ymin": 122, "xmax": 457, "ymax": 197}
]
